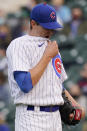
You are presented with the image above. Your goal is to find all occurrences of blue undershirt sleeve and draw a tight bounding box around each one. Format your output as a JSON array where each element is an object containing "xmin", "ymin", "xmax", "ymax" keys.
[{"xmin": 14, "ymin": 71, "xmax": 33, "ymax": 93}]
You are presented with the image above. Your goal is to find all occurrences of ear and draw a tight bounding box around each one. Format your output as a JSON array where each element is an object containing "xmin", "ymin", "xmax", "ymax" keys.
[{"xmin": 30, "ymin": 20, "xmax": 37, "ymax": 27}]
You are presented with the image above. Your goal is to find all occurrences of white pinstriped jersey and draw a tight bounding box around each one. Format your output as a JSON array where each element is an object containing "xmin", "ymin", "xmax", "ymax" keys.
[{"xmin": 6, "ymin": 35, "xmax": 68, "ymax": 106}]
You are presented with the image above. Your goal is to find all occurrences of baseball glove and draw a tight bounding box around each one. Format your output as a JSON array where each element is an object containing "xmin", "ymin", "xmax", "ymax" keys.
[{"xmin": 59, "ymin": 91, "xmax": 82, "ymax": 125}]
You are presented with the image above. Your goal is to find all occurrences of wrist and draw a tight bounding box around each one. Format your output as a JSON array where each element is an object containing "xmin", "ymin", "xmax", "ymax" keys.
[
  {"xmin": 80, "ymin": 107, "xmax": 85, "ymax": 119},
  {"xmin": 75, "ymin": 106, "xmax": 85, "ymax": 119},
  {"xmin": 43, "ymin": 53, "xmax": 51, "ymax": 62}
]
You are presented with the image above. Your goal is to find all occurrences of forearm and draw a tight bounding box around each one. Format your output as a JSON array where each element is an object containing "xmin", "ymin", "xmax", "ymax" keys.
[
  {"xmin": 29, "ymin": 54, "xmax": 51, "ymax": 86},
  {"xmin": 29, "ymin": 40, "xmax": 59, "ymax": 86},
  {"xmin": 65, "ymin": 90, "xmax": 80, "ymax": 107},
  {"xmin": 65, "ymin": 89, "xmax": 85, "ymax": 118}
]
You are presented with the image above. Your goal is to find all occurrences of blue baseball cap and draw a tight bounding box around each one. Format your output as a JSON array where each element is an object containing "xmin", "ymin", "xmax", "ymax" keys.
[{"xmin": 30, "ymin": 3, "xmax": 63, "ymax": 30}]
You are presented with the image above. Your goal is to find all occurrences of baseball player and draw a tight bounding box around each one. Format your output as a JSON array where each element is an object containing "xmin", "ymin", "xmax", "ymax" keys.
[{"xmin": 6, "ymin": 3, "xmax": 85, "ymax": 131}]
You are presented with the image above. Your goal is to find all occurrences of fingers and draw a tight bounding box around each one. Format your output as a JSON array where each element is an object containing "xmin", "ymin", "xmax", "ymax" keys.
[
  {"xmin": 47, "ymin": 40, "xmax": 59, "ymax": 50},
  {"xmin": 47, "ymin": 40, "xmax": 51, "ymax": 44},
  {"xmin": 47, "ymin": 40, "xmax": 57, "ymax": 44},
  {"xmin": 69, "ymin": 113, "xmax": 74, "ymax": 121},
  {"xmin": 44, "ymin": 40, "xmax": 59, "ymax": 59}
]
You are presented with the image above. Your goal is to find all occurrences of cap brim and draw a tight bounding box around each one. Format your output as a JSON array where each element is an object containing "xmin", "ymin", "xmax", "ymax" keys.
[{"xmin": 39, "ymin": 22, "xmax": 63, "ymax": 30}]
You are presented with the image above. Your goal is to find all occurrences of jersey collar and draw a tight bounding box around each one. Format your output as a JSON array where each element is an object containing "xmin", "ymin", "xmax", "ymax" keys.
[{"xmin": 26, "ymin": 34, "xmax": 49, "ymax": 42}]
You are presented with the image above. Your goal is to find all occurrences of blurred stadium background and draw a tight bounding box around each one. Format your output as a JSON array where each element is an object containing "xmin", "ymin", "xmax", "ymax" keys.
[{"xmin": 0, "ymin": 0, "xmax": 87, "ymax": 131}]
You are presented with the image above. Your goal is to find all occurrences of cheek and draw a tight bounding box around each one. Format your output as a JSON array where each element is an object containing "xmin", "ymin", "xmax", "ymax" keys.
[
  {"xmin": 38, "ymin": 27, "xmax": 44, "ymax": 33},
  {"xmin": 36, "ymin": 29, "xmax": 42, "ymax": 34},
  {"xmin": 40, "ymin": 30, "xmax": 47, "ymax": 34}
]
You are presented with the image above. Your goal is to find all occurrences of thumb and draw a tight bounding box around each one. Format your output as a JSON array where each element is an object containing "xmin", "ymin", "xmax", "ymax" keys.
[{"xmin": 69, "ymin": 113, "xmax": 74, "ymax": 121}]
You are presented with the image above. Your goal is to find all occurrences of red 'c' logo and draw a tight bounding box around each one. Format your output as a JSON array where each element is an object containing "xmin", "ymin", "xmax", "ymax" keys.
[
  {"xmin": 50, "ymin": 12, "xmax": 56, "ymax": 19},
  {"xmin": 55, "ymin": 58, "xmax": 61, "ymax": 74}
]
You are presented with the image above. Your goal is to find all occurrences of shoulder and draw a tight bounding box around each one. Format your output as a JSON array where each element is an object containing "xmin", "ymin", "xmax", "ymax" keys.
[
  {"xmin": 6, "ymin": 35, "xmax": 30, "ymax": 52},
  {"xmin": 9, "ymin": 35, "xmax": 31, "ymax": 46},
  {"xmin": 11, "ymin": 35, "xmax": 29, "ymax": 45}
]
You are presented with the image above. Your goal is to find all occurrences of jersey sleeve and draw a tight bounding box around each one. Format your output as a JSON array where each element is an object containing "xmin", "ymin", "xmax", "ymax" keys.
[
  {"xmin": 11, "ymin": 40, "xmax": 31, "ymax": 72},
  {"xmin": 59, "ymin": 53, "xmax": 68, "ymax": 83},
  {"xmin": 61, "ymin": 63, "xmax": 68, "ymax": 83}
]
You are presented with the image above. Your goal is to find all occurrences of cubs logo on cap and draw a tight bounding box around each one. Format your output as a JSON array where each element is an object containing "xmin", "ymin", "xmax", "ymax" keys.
[
  {"xmin": 50, "ymin": 12, "xmax": 56, "ymax": 20},
  {"xmin": 52, "ymin": 54, "xmax": 62, "ymax": 78}
]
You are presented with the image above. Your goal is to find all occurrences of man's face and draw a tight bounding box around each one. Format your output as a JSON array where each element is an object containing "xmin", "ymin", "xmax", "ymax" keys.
[
  {"xmin": 36, "ymin": 25, "xmax": 54, "ymax": 38},
  {"xmin": 30, "ymin": 20, "xmax": 55, "ymax": 38}
]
